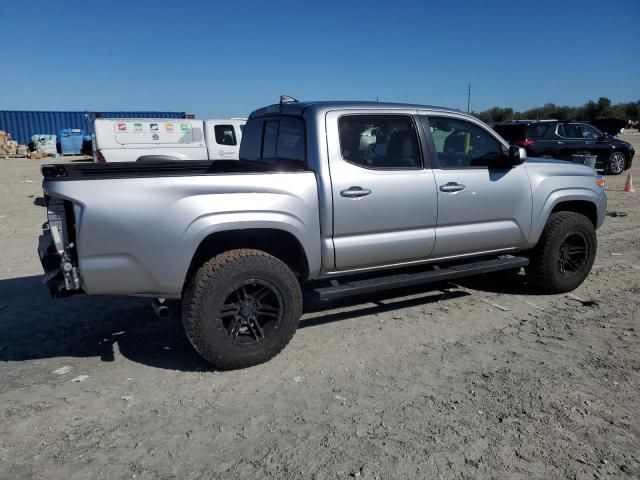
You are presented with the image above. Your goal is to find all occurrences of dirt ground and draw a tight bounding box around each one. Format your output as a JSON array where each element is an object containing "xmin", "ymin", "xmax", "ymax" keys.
[{"xmin": 1, "ymin": 138, "xmax": 639, "ymax": 480}]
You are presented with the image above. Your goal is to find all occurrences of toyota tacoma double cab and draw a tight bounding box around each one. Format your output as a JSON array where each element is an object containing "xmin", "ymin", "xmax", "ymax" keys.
[{"xmin": 38, "ymin": 97, "xmax": 607, "ymax": 369}]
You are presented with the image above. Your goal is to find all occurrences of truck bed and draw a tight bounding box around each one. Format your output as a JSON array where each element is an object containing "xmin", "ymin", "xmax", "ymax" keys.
[
  {"xmin": 40, "ymin": 161, "xmax": 321, "ymax": 297},
  {"xmin": 41, "ymin": 159, "xmax": 308, "ymax": 181}
]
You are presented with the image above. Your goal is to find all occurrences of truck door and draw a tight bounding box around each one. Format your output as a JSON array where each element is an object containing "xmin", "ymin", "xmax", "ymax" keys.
[
  {"xmin": 572, "ymin": 123, "xmax": 610, "ymax": 164},
  {"xmin": 422, "ymin": 115, "xmax": 532, "ymax": 257},
  {"xmin": 555, "ymin": 123, "xmax": 585, "ymax": 160},
  {"xmin": 206, "ymin": 121, "xmax": 241, "ymax": 159},
  {"xmin": 326, "ymin": 111, "xmax": 438, "ymax": 271}
]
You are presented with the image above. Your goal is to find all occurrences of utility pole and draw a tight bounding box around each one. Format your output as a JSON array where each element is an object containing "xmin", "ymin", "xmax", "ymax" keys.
[{"xmin": 466, "ymin": 83, "xmax": 471, "ymax": 113}]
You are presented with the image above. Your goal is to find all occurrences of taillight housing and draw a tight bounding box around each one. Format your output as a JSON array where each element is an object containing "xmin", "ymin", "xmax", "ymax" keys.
[
  {"xmin": 515, "ymin": 138, "xmax": 536, "ymax": 147},
  {"xmin": 95, "ymin": 150, "xmax": 106, "ymax": 163}
]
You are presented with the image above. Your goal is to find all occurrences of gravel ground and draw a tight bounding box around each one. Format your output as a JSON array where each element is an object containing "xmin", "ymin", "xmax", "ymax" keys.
[{"xmin": 1, "ymin": 139, "xmax": 639, "ymax": 480}]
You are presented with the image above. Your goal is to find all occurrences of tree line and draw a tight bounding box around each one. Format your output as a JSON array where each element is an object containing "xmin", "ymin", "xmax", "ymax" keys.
[{"xmin": 473, "ymin": 97, "xmax": 640, "ymax": 125}]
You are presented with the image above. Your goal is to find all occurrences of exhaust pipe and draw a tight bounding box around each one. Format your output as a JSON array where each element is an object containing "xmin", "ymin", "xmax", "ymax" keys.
[{"xmin": 151, "ymin": 298, "xmax": 171, "ymax": 319}]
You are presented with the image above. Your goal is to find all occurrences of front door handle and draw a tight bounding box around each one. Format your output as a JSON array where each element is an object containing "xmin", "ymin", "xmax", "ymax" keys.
[
  {"xmin": 439, "ymin": 182, "xmax": 466, "ymax": 193},
  {"xmin": 340, "ymin": 186, "xmax": 372, "ymax": 198},
  {"xmin": 557, "ymin": 141, "xmax": 564, "ymax": 144}
]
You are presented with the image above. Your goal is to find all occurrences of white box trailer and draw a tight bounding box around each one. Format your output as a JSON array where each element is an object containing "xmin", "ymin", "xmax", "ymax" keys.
[{"xmin": 93, "ymin": 118, "xmax": 245, "ymax": 163}]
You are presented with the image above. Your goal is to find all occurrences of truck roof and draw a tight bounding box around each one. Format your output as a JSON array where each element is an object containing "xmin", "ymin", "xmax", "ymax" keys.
[{"xmin": 249, "ymin": 100, "xmax": 463, "ymax": 119}]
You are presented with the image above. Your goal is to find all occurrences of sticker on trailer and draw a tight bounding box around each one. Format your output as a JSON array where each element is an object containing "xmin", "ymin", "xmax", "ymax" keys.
[
  {"xmin": 117, "ymin": 123, "xmax": 127, "ymax": 131},
  {"xmin": 133, "ymin": 122, "xmax": 143, "ymax": 132},
  {"xmin": 180, "ymin": 123, "xmax": 190, "ymax": 132},
  {"xmin": 165, "ymin": 123, "xmax": 174, "ymax": 132},
  {"xmin": 150, "ymin": 123, "xmax": 158, "ymax": 131},
  {"xmin": 152, "ymin": 133, "xmax": 159, "ymax": 140}
]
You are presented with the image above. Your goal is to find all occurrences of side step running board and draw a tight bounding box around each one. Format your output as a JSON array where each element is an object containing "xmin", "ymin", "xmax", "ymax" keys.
[{"xmin": 312, "ymin": 255, "xmax": 529, "ymax": 301}]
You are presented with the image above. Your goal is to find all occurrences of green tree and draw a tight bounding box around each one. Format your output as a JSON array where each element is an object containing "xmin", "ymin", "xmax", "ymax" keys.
[{"xmin": 474, "ymin": 97, "xmax": 639, "ymax": 125}]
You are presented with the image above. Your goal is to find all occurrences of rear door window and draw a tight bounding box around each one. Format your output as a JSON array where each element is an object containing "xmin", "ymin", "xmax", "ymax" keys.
[
  {"xmin": 338, "ymin": 115, "xmax": 421, "ymax": 169},
  {"xmin": 559, "ymin": 123, "xmax": 582, "ymax": 138}
]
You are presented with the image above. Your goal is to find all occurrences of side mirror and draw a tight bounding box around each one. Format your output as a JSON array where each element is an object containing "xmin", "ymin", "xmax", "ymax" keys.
[{"xmin": 508, "ymin": 145, "xmax": 525, "ymax": 165}]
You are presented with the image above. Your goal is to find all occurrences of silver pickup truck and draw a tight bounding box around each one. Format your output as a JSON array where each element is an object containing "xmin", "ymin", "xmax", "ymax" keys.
[{"xmin": 38, "ymin": 97, "xmax": 607, "ymax": 369}]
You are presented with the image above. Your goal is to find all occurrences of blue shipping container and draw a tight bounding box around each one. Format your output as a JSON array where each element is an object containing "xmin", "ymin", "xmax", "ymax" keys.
[{"xmin": 0, "ymin": 110, "xmax": 187, "ymax": 145}]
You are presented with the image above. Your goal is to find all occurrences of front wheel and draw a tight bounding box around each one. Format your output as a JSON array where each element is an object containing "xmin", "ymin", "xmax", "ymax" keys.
[
  {"xmin": 607, "ymin": 152, "xmax": 626, "ymax": 175},
  {"xmin": 182, "ymin": 249, "xmax": 302, "ymax": 370},
  {"xmin": 526, "ymin": 211, "xmax": 597, "ymax": 293}
]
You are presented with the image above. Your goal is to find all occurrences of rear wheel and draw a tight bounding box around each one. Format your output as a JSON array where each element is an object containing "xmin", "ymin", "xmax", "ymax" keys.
[
  {"xmin": 182, "ymin": 249, "xmax": 302, "ymax": 369},
  {"xmin": 607, "ymin": 152, "xmax": 626, "ymax": 175},
  {"xmin": 526, "ymin": 211, "xmax": 596, "ymax": 293}
]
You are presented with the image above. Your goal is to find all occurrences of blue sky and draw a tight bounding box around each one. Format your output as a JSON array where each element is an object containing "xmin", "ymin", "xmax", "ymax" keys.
[{"xmin": 1, "ymin": 0, "xmax": 639, "ymax": 118}]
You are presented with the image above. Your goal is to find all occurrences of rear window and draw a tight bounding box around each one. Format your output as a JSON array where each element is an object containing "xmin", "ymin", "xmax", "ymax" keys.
[
  {"xmin": 525, "ymin": 124, "xmax": 550, "ymax": 138},
  {"xmin": 239, "ymin": 117, "xmax": 306, "ymax": 167},
  {"xmin": 239, "ymin": 119, "xmax": 261, "ymax": 161}
]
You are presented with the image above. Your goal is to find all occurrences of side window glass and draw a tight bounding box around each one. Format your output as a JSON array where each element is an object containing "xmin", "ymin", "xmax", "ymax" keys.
[
  {"xmin": 428, "ymin": 116, "xmax": 502, "ymax": 168},
  {"xmin": 563, "ymin": 124, "xmax": 580, "ymax": 138},
  {"xmin": 578, "ymin": 125, "xmax": 599, "ymax": 139},
  {"xmin": 262, "ymin": 120, "xmax": 278, "ymax": 160},
  {"xmin": 338, "ymin": 115, "xmax": 421, "ymax": 169},
  {"xmin": 214, "ymin": 124, "xmax": 237, "ymax": 145},
  {"xmin": 276, "ymin": 118, "xmax": 305, "ymax": 163},
  {"xmin": 238, "ymin": 119, "xmax": 261, "ymax": 161}
]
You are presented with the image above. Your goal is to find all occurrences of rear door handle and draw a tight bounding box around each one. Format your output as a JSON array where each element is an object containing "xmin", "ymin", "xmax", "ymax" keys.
[
  {"xmin": 557, "ymin": 141, "xmax": 564, "ymax": 144},
  {"xmin": 340, "ymin": 186, "xmax": 372, "ymax": 198},
  {"xmin": 439, "ymin": 182, "xmax": 466, "ymax": 193}
]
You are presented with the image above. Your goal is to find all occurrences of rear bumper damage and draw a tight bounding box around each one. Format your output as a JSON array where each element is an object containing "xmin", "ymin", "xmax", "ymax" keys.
[{"xmin": 37, "ymin": 198, "xmax": 82, "ymax": 298}]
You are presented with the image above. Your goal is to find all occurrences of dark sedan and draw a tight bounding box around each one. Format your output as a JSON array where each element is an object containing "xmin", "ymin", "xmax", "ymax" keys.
[{"xmin": 494, "ymin": 120, "xmax": 635, "ymax": 174}]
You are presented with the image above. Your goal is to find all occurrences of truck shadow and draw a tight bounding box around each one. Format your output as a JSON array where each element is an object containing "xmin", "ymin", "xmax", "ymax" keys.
[{"xmin": 0, "ymin": 273, "xmax": 527, "ymax": 372}]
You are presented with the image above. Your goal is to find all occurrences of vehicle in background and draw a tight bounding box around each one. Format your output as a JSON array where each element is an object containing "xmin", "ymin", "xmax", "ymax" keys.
[
  {"xmin": 39, "ymin": 97, "xmax": 607, "ymax": 369},
  {"xmin": 493, "ymin": 120, "xmax": 634, "ymax": 175},
  {"xmin": 93, "ymin": 118, "xmax": 246, "ymax": 163}
]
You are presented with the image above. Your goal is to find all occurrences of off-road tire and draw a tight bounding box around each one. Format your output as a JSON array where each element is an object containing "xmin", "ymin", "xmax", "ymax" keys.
[
  {"xmin": 182, "ymin": 249, "xmax": 302, "ymax": 370},
  {"xmin": 607, "ymin": 151, "xmax": 626, "ymax": 175},
  {"xmin": 526, "ymin": 211, "xmax": 597, "ymax": 293}
]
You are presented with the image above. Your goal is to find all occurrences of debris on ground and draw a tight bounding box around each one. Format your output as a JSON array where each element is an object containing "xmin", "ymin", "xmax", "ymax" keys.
[
  {"xmin": 479, "ymin": 299, "xmax": 510, "ymax": 311},
  {"xmin": 52, "ymin": 366, "xmax": 72, "ymax": 375},
  {"xmin": 606, "ymin": 211, "xmax": 628, "ymax": 217},
  {"xmin": 522, "ymin": 300, "xmax": 546, "ymax": 311},
  {"xmin": 566, "ymin": 293, "xmax": 598, "ymax": 307},
  {"xmin": 70, "ymin": 375, "xmax": 89, "ymax": 383}
]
